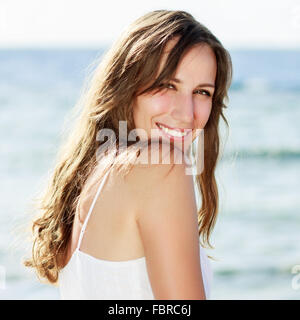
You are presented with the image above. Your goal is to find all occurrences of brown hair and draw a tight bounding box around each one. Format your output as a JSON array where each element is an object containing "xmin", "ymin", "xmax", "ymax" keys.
[{"xmin": 23, "ymin": 10, "xmax": 232, "ymax": 284}]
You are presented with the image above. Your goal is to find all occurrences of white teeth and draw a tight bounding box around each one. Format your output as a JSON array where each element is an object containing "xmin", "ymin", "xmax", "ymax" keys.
[{"xmin": 157, "ymin": 123, "xmax": 188, "ymax": 137}]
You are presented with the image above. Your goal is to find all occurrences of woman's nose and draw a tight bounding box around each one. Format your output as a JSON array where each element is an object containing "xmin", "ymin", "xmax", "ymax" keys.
[{"xmin": 170, "ymin": 93, "xmax": 194, "ymax": 125}]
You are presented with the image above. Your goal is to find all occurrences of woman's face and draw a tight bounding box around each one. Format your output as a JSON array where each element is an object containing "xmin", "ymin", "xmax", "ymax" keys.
[{"xmin": 133, "ymin": 38, "xmax": 217, "ymax": 153}]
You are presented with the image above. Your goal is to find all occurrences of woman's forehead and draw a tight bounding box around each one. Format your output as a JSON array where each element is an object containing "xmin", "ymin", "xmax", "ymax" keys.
[{"xmin": 157, "ymin": 39, "xmax": 216, "ymax": 84}]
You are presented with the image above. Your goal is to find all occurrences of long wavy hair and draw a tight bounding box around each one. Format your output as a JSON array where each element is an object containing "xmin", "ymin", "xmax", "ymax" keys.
[{"xmin": 23, "ymin": 10, "xmax": 232, "ymax": 284}]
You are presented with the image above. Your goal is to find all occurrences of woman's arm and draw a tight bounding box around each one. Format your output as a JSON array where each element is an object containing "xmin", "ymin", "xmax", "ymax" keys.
[{"xmin": 132, "ymin": 158, "xmax": 206, "ymax": 300}]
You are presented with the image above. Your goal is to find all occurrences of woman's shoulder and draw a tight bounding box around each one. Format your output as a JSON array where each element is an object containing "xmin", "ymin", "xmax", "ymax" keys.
[
  {"xmin": 125, "ymin": 142, "xmax": 188, "ymax": 178},
  {"xmin": 124, "ymin": 143, "xmax": 195, "ymax": 212},
  {"xmin": 125, "ymin": 145, "xmax": 202, "ymax": 299}
]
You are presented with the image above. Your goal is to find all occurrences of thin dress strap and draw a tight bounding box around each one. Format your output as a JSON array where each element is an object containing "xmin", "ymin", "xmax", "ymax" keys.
[{"xmin": 76, "ymin": 167, "xmax": 112, "ymax": 251}]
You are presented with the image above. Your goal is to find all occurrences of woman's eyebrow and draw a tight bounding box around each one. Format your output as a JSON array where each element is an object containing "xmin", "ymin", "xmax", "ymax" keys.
[{"xmin": 171, "ymin": 77, "xmax": 215, "ymax": 88}]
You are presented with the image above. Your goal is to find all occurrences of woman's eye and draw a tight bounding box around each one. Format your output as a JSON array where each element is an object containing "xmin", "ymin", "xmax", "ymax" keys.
[
  {"xmin": 160, "ymin": 84, "xmax": 211, "ymax": 96},
  {"xmin": 158, "ymin": 83, "xmax": 174, "ymax": 89},
  {"xmin": 165, "ymin": 83, "xmax": 175, "ymax": 89},
  {"xmin": 195, "ymin": 89, "xmax": 211, "ymax": 97},
  {"xmin": 158, "ymin": 83, "xmax": 175, "ymax": 90}
]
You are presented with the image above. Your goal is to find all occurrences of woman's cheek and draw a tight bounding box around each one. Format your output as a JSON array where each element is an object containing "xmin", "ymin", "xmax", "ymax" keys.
[
  {"xmin": 194, "ymin": 102, "xmax": 212, "ymax": 128},
  {"xmin": 150, "ymin": 93, "xmax": 172, "ymax": 114}
]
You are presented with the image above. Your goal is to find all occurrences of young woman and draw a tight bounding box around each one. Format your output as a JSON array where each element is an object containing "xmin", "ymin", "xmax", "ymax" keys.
[{"xmin": 24, "ymin": 10, "xmax": 232, "ymax": 300}]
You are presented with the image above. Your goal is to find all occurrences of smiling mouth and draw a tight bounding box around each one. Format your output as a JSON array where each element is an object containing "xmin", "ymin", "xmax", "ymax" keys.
[{"xmin": 155, "ymin": 122, "xmax": 192, "ymax": 138}]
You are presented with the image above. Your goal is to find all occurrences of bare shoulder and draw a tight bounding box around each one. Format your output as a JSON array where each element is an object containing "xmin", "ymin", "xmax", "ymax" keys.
[
  {"xmin": 125, "ymin": 141, "xmax": 190, "ymax": 184},
  {"xmin": 125, "ymin": 144, "xmax": 206, "ymax": 299},
  {"xmin": 123, "ymin": 141, "xmax": 194, "ymax": 211}
]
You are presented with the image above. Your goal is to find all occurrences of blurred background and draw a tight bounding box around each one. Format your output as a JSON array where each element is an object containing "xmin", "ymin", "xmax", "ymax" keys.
[{"xmin": 0, "ymin": 0, "xmax": 299, "ymax": 299}]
